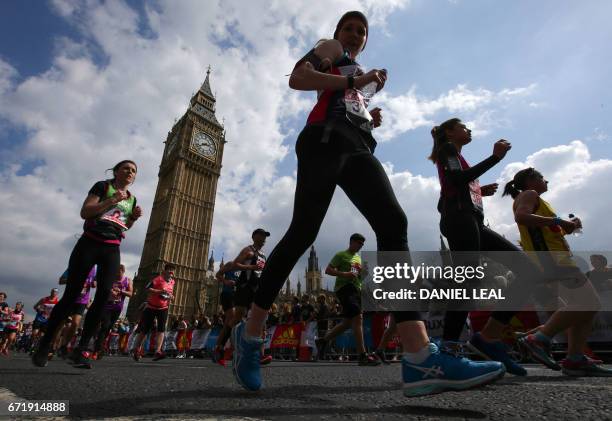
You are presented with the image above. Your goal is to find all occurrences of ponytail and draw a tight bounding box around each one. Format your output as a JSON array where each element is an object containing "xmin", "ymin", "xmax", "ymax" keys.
[
  {"xmin": 502, "ymin": 180, "xmax": 521, "ymax": 199},
  {"xmin": 502, "ymin": 167, "xmax": 541, "ymax": 199}
]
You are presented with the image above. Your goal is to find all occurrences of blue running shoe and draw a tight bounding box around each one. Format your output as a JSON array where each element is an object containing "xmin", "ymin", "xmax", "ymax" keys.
[
  {"xmin": 231, "ymin": 321, "xmax": 264, "ymax": 391},
  {"xmin": 468, "ymin": 333, "xmax": 527, "ymax": 376},
  {"xmin": 402, "ymin": 343, "xmax": 505, "ymax": 397}
]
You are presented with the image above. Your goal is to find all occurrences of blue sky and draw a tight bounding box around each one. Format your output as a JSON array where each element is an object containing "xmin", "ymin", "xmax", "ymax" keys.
[{"xmin": 1, "ymin": 0, "xmax": 611, "ymax": 315}]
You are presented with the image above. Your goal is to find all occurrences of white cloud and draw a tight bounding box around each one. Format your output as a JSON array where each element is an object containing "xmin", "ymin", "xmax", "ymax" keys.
[{"xmin": 373, "ymin": 83, "xmax": 537, "ymax": 141}]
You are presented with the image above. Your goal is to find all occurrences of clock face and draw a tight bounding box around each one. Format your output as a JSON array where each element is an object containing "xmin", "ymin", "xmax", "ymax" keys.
[{"xmin": 191, "ymin": 130, "xmax": 217, "ymax": 158}]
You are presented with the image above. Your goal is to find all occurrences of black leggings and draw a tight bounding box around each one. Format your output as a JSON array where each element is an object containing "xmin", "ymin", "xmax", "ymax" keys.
[
  {"xmin": 39, "ymin": 235, "xmax": 120, "ymax": 349},
  {"xmin": 440, "ymin": 210, "xmax": 533, "ymax": 340},
  {"xmin": 95, "ymin": 308, "xmax": 121, "ymax": 351},
  {"xmin": 253, "ymin": 123, "xmax": 420, "ymax": 323}
]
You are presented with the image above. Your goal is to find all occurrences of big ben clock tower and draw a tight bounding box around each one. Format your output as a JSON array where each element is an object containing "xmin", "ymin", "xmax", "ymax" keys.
[{"xmin": 127, "ymin": 67, "xmax": 225, "ymax": 323}]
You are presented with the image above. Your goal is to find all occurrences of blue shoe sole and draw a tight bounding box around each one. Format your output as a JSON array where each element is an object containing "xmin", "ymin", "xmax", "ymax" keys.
[
  {"xmin": 231, "ymin": 324, "xmax": 262, "ymax": 392},
  {"xmin": 403, "ymin": 366, "xmax": 506, "ymax": 397}
]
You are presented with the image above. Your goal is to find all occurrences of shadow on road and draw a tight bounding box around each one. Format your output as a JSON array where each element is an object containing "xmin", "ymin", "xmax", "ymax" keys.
[{"xmin": 66, "ymin": 384, "xmax": 488, "ymax": 419}]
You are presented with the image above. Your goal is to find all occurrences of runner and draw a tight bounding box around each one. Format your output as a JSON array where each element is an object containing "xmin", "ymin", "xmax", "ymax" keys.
[
  {"xmin": 212, "ymin": 260, "xmax": 238, "ymax": 365},
  {"xmin": 231, "ymin": 11, "xmax": 505, "ymax": 396},
  {"xmin": 430, "ymin": 117, "xmax": 544, "ymax": 376},
  {"xmin": 586, "ymin": 255, "xmax": 612, "ymax": 293},
  {"xmin": 31, "ymin": 288, "xmax": 60, "ymax": 352},
  {"xmin": 223, "ymin": 229, "xmax": 271, "ymax": 366},
  {"xmin": 0, "ymin": 292, "xmax": 8, "ymax": 345},
  {"xmin": 93, "ymin": 264, "xmax": 132, "ymax": 360},
  {"xmin": 131, "ymin": 263, "xmax": 176, "ymax": 362},
  {"xmin": 316, "ymin": 233, "xmax": 380, "ymax": 365},
  {"xmin": 503, "ymin": 167, "xmax": 612, "ymax": 376},
  {"xmin": 56, "ymin": 266, "xmax": 97, "ymax": 359},
  {"xmin": 0, "ymin": 301, "xmax": 24, "ymax": 356},
  {"xmin": 32, "ymin": 160, "xmax": 142, "ymax": 368}
]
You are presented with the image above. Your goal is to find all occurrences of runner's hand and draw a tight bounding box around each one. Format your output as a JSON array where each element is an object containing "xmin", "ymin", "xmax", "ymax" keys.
[
  {"xmin": 481, "ymin": 183, "xmax": 499, "ymax": 197},
  {"xmin": 493, "ymin": 140, "xmax": 511, "ymax": 159},
  {"xmin": 560, "ymin": 219, "xmax": 577, "ymax": 234},
  {"xmin": 570, "ymin": 217, "xmax": 582, "ymax": 230},
  {"xmin": 132, "ymin": 206, "xmax": 143, "ymax": 220},
  {"xmin": 370, "ymin": 107, "xmax": 383, "ymax": 128},
  {"xmin": 112, "ymin": 190, "xmax": 128, "ymax": 204},
  {"xmin": 355, "ymin": 69, "xmax": 387, "ymax": 90}
]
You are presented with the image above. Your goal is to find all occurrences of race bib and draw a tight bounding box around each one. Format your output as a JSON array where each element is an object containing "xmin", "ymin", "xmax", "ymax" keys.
[
  {"xmin": 100, "ymin": 208, "xmax": 128, "ymax": 230},
  {"xmin": 344, "ymin": 88, "xmax": 374, "ymax": 132},
  {"xmin": 469, "ymin": 179, "xmax": 483, "ymax": 210}
]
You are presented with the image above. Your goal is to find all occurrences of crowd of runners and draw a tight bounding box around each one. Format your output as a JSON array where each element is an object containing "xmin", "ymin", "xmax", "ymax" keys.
[{"xmin": 3, "ymin": 10, "xmax": 611, "ymax": 398}]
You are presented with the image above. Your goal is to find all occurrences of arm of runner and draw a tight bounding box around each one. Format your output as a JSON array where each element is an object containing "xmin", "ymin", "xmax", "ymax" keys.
[
  {"xmin": 231, "ymin": 247, "xmax": 258, "ymax": 271},
  {"xmin": 80, "ymin": 188, "xmax": 128, "ymax": 219},
  {"xmin": 514, "ymin": 190, "xmax": 576, "ymax": 233},
  {"xmin": 439, "ymin": 142, "xmax": 501, "ymax": 186},
  {"xmin": 325, "ymin": 264, "xmax": 355, "ymax": 279},
  {"xmin": 126, "ymin": 205, "xmax": 143, "ymax": 229},
  {"xmin": 289, "ymin": 40, "xmax": 385, "ymax": 91},
  {"xmin": 33, "ymin": 299, "xmax": 42, "ymax": 312},
  {"xmin": 122, "ymin": 279, "xmax": 133, "ymax": 298}
]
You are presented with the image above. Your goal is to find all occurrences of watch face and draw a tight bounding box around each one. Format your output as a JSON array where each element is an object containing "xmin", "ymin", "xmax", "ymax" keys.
[{"xmin": 192, "ymin": 130, "xmax": 217, "ymax": 158}]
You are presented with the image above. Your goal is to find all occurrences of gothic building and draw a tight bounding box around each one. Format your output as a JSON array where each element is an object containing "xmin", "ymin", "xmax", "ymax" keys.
[{"xmin": 127, "ymin": 67, "xmax": 225, "ymax": 323}]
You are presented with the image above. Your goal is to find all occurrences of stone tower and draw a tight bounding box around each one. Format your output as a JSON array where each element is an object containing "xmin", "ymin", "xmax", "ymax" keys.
[
  {"xmin": 305, "ymin": 245, "xmax": 322, "ymax": 293},
  {"xmin": 127, "ymin": 67, "xmax": 225, "ymax": 323}
]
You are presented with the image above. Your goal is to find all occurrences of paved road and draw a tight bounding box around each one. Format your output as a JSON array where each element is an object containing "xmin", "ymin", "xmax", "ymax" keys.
[{"xmin": 1, "ymin": 353, "xmax": 611, "ymax": 420}]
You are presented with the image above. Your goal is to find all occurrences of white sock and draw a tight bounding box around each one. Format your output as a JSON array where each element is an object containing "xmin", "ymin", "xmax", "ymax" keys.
[{"xmin": 403, "ymin": 342, "xmax": 436, "ymax": 364}]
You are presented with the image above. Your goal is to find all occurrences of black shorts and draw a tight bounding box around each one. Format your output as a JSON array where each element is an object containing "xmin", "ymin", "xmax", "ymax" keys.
[
  {"xmin": 69, "ymin": 303, "xmax": 88, "ymax": 316},
  {"xmin": 336, "ymin": 284, "xmax": 362, "ymax": 319},
  {"xmin": 138, "ymin": 307, "xmax": 168, "ymax": 334},
  {"xmin": 234, "ymin": 283, "xmax": 257, "ymax": 309},
  {"xmin": 220, "ymin": 292, "xmax": 235, "ymax": 311},
  {"xmin": 32, "ymin": 320, "xmax": 48, "ymax": 332}
]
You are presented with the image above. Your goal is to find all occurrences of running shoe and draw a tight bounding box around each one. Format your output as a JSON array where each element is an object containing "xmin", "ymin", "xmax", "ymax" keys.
[
  {"xmin": 1, "ymin": 348, "xmax": 9, "ymax": 357},
  {"xmin": 358, "ymin": 353, "xmax": 382, "ymax": 366},
  {"xmin": 31, "ymin": 345, "xmax": 50, "ymax": 367},
  {"xmin": 68, "ymin": 349, "xmax": 92, "ymax": 369},
  {"xmin": 518, "ymin": 334, "xmax": 560, "ymax": 370},
  {"xmin": 315, "ymin": 338, "xmax": 327, "ymax": 361},
  {"xmin": 231, "ymin": 321, "xmax": 263, "ymax": 391},
  {"xmin": 152, "ymin": 352, "xmax": 166, "ymax": 361},
  {"xmin": 375, "ymin": 349, "xmax": 390, "ymax": 365},
  {"xmin": 468, "ymin": 333, "xmax": 527, "ymax": 376},
  {"xmin": 561, "ymin": 357, "xmax": 612, "ymax": 377},
  {"xmin": 260, "ymin": 355, "xmax": 273, "ymax": 365},
  {"xmin": 402, "ymin": 342, "xmax": 506, "ymax": 397},
  {"xmin": 132, "ymin": 349, "xmax": 142, "ymax": 362}
]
